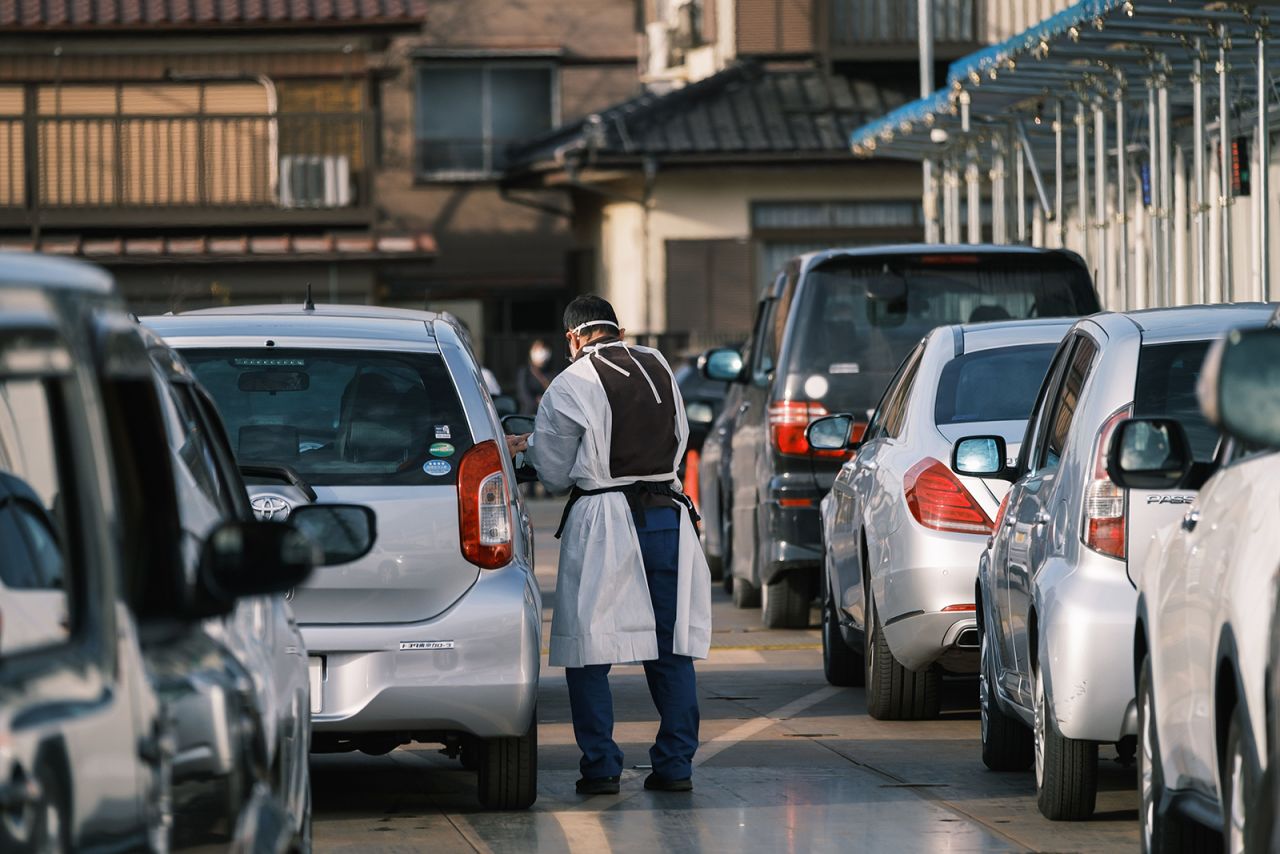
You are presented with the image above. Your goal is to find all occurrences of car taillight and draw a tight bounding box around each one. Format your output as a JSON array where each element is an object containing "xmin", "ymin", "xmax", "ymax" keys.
[
  {"xmin": 992, "ymin": 493, "xmax": 1011, "ymax": 532},
  {"xmin": 1082, "ymin": 405, "xmax": 1131, "ymax": 559},
  {"xmin": 768, "ymin": 400, "xmax": 859, "ymax": 458},
  {"xmin": 904, "ymin": 458, "xmax": 994, "ymax": 535},
  {"xmin": 457, "ymin": 440, "xmax": 513, "ymax": 569}
]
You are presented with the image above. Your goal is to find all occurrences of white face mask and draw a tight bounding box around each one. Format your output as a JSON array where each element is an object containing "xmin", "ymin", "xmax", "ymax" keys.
[{"xmin": 530, "ymin": 347, "xmax": 550, "ymax": 367}]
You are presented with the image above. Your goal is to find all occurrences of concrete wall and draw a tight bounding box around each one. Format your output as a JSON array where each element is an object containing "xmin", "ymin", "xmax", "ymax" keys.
[{"xmin": 593, "ymin": 161, "xmax": 922, "ymax": 333}]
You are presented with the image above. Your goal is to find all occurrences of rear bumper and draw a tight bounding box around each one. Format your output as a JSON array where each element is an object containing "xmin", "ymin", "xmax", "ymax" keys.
[
  {"xmin": 760, "ymin": 483, "xmax": 823, "ymax": 585},
  {"xmin": 301, "ymin": 563, "xmax": 540, "ymax": 740}
]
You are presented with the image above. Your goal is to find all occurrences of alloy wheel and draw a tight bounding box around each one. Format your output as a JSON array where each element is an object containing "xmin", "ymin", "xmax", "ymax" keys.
[
  {"xmin": 1034, "ymin": 668, "xmax": 1046, "ymax": 789},
  {"xmin": 37, "ymin": 801, "xmax": 60, "ymax": 854},
  {"xmin": 1139, "ymin": 685, "xmax": 1155, "ymax": 852},
  {"xmin": 1228, "ymin": 740, "xmax": 1246, "ymax": 854},
  {"xmin": 979, "ymin": 634, "xmax": 991, "ymax": 746}
]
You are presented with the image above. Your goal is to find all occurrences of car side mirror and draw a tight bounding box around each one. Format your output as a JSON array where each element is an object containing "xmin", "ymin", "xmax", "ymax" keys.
[
  {"xmin": 806, "ymin": 414, "xmax": 854, "ymax": 451},
  {"xmin": 1200, "ymin": 328, "xmax": 1280, "ymax": 449},
  {"xmin": 951, "ymin": 436, "xmax": 1015, "ymax": 481},
  {"xmin": 289, "ymin": 504, "xmax": 377, "ymax": 566},
  {"xmin": 199, "ymin": 519, "xmax": 316, "ymax": 608},
  {"xmin": 1105, "ymin": 418, "xmax": 1193, "ymax": 490},
  {"xmin": 699, "ymin": 348, "xmax": 744, "ymax": 383},
  {"xmin": 493, "ymin": 394, "xmax": 519, "ymax": 418},
  {"xmin": 502, "ymin": 414, "xmax": 536, "ymax": 436}
]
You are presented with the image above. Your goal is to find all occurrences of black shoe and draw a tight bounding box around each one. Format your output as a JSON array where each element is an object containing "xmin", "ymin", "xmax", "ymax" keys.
[
  {"xmin": 575, "ymin": 776, "xmax": 621, "ymax": 795},
  {"xmin": 643, "ymin": 773, "xmax": 693, "ymax": 792}
]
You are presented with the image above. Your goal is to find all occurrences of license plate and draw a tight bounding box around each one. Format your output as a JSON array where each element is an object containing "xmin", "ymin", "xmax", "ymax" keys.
[{"xmin": 308, "ymin": 657, "xmax": 323, "ymax": 714}]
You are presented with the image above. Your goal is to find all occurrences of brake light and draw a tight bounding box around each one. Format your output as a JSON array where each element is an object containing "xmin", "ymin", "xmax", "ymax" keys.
[
  {"xmin": 769, "ymin": 400, "xmax": 858, "ymax": 458},
  {"xmin": 992, "ymin": 493, "xmax": 1010, "ymax": 531},
  {"xmin": 457, "ymin": 440, "xmax": 513, "ymax": 569},
  {"xmin": 1082, "ymin": 405, "xmax": 1132, "ymax": 559},
  {"xmin": 904, "ymin": 458, "xmax": 994, "ymax": 535}
]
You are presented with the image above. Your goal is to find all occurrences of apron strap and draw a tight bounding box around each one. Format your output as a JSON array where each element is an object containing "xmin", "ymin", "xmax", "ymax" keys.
[{"xmin": 554, "ymin": 481, "xmax": 700, "ymax": 539}]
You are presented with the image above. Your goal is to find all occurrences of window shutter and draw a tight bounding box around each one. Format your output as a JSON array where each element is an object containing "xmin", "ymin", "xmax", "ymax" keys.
[
  {"xmin": 736, "ymin": 0, "xmax": 813, "ymax": 55},
  {"xmin": 665, "ymin": 239, "xmax": 754, "ymax": 337}
]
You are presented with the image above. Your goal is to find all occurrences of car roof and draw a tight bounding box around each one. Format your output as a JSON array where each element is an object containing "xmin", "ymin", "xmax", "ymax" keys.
[
  {"xmin": 0, "ymin": 252, "xmax": 114, "ymax": 295},
  {"xmin": 1091, "ymin": 303, "xmax": 1276, "ymax": 344},
  {"xmin": 797, "ymin": 243, "xmax": 1086, "ymax": 271},
  {"xmin": 143, "ymin": 303, "xmax": 442, "ymax": 346},
  {"xmin": 942, "ymin": 317, "xmax": 1076, "ymax": 356}
]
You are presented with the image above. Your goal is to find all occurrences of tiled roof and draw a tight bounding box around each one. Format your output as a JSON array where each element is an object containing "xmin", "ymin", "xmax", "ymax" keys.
[
  {"xmin": 0, "ymin": 0, "xmax": 426, "ymax": 30},
  {"xmin": 1, "ymin": 232, "xmax": 437, "ymax": 262},
  {"xmin": 509, "ymin": 62, "xmax": 915, "ymax": 170}
]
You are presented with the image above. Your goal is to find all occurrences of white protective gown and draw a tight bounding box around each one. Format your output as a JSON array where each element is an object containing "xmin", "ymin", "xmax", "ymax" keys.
[{"xmin": 525, "ymin": 340, "xmax": 713, "ymax": 668}]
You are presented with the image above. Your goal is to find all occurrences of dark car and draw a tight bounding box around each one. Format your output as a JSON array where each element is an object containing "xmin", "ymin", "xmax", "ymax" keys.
[{"xmin": 700, "ymin": 244, "xmax": 1101, "ymax": 629}]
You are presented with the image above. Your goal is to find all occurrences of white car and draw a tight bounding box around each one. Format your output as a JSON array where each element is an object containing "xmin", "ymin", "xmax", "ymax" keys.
[{"xmin": 1118, "ymin": 326, "xmax": 1280, "ymax": 852}]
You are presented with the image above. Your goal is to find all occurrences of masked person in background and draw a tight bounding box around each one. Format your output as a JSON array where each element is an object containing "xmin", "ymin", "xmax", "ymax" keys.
[
  {"xmin": 516, "ymin": 339, "xmax": 554, "ymax": 415},
  {"xmin": 511, "ymin": 295, "xmax": 712, "ymax": 795}
]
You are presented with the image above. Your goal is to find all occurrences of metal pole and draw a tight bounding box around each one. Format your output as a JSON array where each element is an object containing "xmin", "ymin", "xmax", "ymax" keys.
[
  {"xmin": 1220, "ymin": 26, "xmax": 1234, "ymax": 301},
  {"xmin": 1193, "ymin": 40, "xmax": 1209, "ymax": 303},
  {"xmin": 1016, "ymin": 127, "xmax": 1028, "ymax": 243},
  {"xmin": 1148, "ymin": 78, "xmax": 1162, "ymax": 306},
  {"xmin": 962, "ymin": 92, "xmax": 981, "ymax": 244},
  {"xmin": 1259, "ymin": 30, "xmax": 1271, "ymax": 301},
  {"xmin": 1094, "ymin": 100, "xmax": 1108, "ymax": 302},
  {"xmin": 1055, "ymin": 101, "xmax": 1065, "ymax": 247},
  {"xmin": 1117, "ymin": 90, "xmax": 1129, "ymax": 311},
  {"xmin": 919, "ymin": 0, "xmax": 939, "ymax": 243},
  {"xmin": 944, "ymin": 157, "xmax": 959, "ymax": 243},
  {"xmin": 1077, "ymin": 100, "xmax": 1090, "ymax": 263},
  {"xmin": 1159, "ymin": 76, "xmax": 1173, "ymax": 307},
  {"xmin": 992, "ymin": 136, "xmax": 1007, "ymax": 244},
  {"xmin": 1016, "ymin": 119, "xmax": 1051, "ymax": 220}
]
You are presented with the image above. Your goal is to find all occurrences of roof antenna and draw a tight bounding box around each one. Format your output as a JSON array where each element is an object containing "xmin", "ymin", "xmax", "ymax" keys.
[{"xmin": 303, "ymin": 283, "xmax": 315, "ymax": 312}]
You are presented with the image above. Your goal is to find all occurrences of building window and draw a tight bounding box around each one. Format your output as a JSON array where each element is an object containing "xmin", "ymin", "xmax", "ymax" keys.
[{"xmin": 415, "ymin": 64, "xmax": 556, "ymax": 179}]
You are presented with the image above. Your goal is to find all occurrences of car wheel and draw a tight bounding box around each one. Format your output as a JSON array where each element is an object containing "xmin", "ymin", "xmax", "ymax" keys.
[
  {"xmin": 291, "ymin": 781, "xmax": 313, "ymax": 854},
  {"xmin": 477, "ymin": 713, "xmax": 538, "ymax": 810},
  {"xmin": 822, "ymin": 581, "xmax": 863, "ymax": 687},
  {"xmin": 864, "ymin": 591, "xmax": 940, "ymax": 720},
  {"xmin": 980, "ymin": 630, "xmax": 1032, "ymax": 771},
  {"xmin": 1224, "ymin": 705, "xmax": 1260, "ymax": 854},
  {"xmin": 1034, "ymin": 665, "xmax": 1098, "ymax": 821},
  {"xmin": 762, "ymin": 569, "xmax": 813, "ymax": 629},
  {"xmin": 722, "ymin": 573, "xmax": 734, "ymax": 595},
  {"xmin": 731, "ymin": 575, "xmax": 760, "ymax": 609},
  {"xmin": 32, "ymin": 768, "xmax": 70, "ymax": 854},
  {"xmin": 1137, "ymin": 654, "xmax": 1211, "ymax": 853},
  {"xmin": 706, "ymin": 553, "xmax": 724, "ymax": 583}
]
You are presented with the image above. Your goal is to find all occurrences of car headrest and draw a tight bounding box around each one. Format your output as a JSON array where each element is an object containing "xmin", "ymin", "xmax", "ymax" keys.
[{"xmin": 239, "ymin": 424, "xmax": 299, "ymax": 463}]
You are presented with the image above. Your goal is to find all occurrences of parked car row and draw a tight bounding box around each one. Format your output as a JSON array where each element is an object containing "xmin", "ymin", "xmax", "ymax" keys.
[{"xmin": 0, "ymin": 253, "xmax": 539, "ymax": 852}]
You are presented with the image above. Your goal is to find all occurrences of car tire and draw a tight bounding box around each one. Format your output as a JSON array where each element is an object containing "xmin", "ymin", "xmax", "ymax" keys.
[
  {"xmin": 980, "ymin": 631, "xmax": 1032, "ymax": 772},
  {"xmin": 477, "ymin": 714, "xmax": 538, "ymax": 810},
  {"xmin": 864, "ymin": 592, "xmax": 940, "ymax": 721},
  {"xmin": 822, "ymin": 582, "xmax": 863, "ymax": 687},
  {"xmin": 706, "ymin": 553, "xmax": 724, "ymax": 583},
  {"xmin": 1223, "ymin": 703, "xmax": 1261, "ymax": 854},
  {"xmin": 722, "ymin": 573, "xmax": 734, "ymax": 594},
  {"xmin": 762, "ymin": 569, "xmax": 813, "ymax": 629},
  {"xmin": 1137, "ymin": 655, "xmax": 1211, "ymax": 853},
  {"xmin": 292, "ymin": 782, "xmax": 313, "ymax": 854},
  {"xmin": 1034, "ymin": 665, "xmax": 1098, "ymax": 821},
  {"xmin": 33, "ymin": 765, "xmax": 71, "ymax": 854},
  {"xmin": 731, "ymin": 575, "xmax": 760, "ymax": 609}
]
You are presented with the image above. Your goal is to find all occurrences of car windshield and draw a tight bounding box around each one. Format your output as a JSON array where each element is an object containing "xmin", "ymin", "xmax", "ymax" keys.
[
  {"xmin": 782, "ymin": 256, "xmax": 1095, "ymax": 418},
  {"xmin": 1134, "ymin": 341, "xmax": 1219, "ymax": 462},
  {"xmin": 183, "ymin": 348, "xmax": 473, "ymax": 486},
  {"xmin": 934, "ymin": 344, "xmax": 1058, "ymax": 425}
]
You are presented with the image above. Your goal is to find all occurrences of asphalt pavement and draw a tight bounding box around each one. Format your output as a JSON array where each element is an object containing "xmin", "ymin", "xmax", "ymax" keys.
[{"xmin": 311, "ymin": 498, "xmax": 1139, "ymax": 853}]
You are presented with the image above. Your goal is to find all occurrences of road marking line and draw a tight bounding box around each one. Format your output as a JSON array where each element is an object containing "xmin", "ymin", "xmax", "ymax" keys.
[{"xmin": 693, "ymin": 685, "xmax": 841, "ymax": 766}]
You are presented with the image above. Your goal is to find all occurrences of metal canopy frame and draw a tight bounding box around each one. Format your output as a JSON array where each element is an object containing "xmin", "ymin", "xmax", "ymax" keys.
[{"xmin": 850, "ymin": 0, "xmax": 1280, "ymax": 306}]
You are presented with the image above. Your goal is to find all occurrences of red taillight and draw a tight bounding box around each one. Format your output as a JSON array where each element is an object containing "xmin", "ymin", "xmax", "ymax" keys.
[
  {"xmin": 942, "ymin": 603, "xmax": 976, "ymax": 612},
  {"xmin": 768, "ymin": 401, "xmax": 861, "ymax": 458},
  {"xmin": 1082, "ymin": 405, "xmax": 1132, "ymax": 559},
  {"xmin": 457, "ymin": 440, "xmax": 513, "ymax": 569},
  {"xmin": 904, "ymin": 458, "xmax": 994, "ymax": 535},
  {"xmin": 992, "ymin": 493, "xmax": 1011, "ymax": 532}
]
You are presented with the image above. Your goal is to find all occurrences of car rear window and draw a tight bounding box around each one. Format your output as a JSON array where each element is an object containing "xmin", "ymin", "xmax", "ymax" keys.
[
  {"xmin": 782, "ymin": 256, "xmax": 1096, "ymax": 418},
  {"xmin": 183, "ymin": 348, "xmax": 473, "ymax": 486},
  {"xmin": 934, "ymin": 343, "xmax": 1058, "ymax": 425},
  {"xmin": 1134, "ymin": 341, "xmax": 1218, "ymax": 462}
]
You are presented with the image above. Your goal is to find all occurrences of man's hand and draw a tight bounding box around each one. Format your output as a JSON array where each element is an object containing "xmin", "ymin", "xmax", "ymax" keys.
[{"xmin": 506, "ymin": 433, "xmax": 530, "ymax": 457}]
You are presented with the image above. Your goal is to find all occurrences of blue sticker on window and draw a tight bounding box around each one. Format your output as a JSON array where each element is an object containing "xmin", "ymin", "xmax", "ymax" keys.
[{"xmin": 423, "ymin": 459, "xmax": 452, "ymax": 477}]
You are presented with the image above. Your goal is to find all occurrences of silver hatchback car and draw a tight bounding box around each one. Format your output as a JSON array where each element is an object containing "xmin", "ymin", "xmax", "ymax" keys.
[
  {"xmin": 956, "ymin": 304, "xmax": 1274, "ymax": 822},
  {"xmin": 147, "ymin": 304, "xmax": 541, "ymax": 810}
]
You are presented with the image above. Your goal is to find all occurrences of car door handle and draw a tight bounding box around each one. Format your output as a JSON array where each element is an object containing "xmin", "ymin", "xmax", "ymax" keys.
[{"xmin": 1181, "ymin": 510, "xmax": 1200, "ymax": 533}]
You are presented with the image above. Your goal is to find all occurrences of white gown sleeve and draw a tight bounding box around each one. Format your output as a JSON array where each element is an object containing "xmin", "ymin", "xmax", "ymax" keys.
[{"xmin": 524, "ymin": 376, "xmax": 586, "ymax": 495}]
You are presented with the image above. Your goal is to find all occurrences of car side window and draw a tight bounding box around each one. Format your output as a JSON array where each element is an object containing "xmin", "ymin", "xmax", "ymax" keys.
[
  {"xmin": 1038, "ymin": 336, "xmax": 1097, "ymax": 471},
  {"xmin": 880, "ymin": 344, "xmax": 925, "ymax": 439},
  {"xmin": 155, "ymin": 370, "xmax": 232, "ymax": 518},
  {"xmin": 863, "ymin": 342, "xmax": 921, "ymax": 442},
  {"xmin": 0, "ymin": 376, "xmax": 75, "ymax": 656},
  {"xmin": 750, "ymin": 298, "xmax": 779, "ymax": 380}
]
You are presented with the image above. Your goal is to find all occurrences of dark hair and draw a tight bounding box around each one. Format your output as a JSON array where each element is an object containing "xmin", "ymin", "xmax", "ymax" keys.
[{"xmin": 563, "ymin": 295, "xmax": 619, "ymax": 333}]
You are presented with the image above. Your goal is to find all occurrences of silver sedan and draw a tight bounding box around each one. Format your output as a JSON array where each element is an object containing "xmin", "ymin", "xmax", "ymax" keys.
[{"xmin": 813, "ymin": 318, "xmax": 1073, "ymax": 720}]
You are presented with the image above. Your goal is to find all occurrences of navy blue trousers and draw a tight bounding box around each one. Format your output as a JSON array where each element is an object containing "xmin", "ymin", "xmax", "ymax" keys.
[{"xmin": 564, "ymin": 507, "xmax": 700, "ymax": 781}]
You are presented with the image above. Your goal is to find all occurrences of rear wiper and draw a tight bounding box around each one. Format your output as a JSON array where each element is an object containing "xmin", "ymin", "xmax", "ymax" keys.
[{"xmin": 239, "ymin": 464, "xmax": 318, "ymax": 503}]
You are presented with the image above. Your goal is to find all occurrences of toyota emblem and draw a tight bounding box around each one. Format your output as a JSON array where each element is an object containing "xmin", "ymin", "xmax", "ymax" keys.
[{"xmin": 250, "ymin": 494, "xmax": 292, "ymax": 521}]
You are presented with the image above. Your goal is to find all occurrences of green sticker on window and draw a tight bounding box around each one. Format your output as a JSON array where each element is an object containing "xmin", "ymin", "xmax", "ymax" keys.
[{"xmin": 429, "ymin": 442, "xmax": 455, "ymax": 458}]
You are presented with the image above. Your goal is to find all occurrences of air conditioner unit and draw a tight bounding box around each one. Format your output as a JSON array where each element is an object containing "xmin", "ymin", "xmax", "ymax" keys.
[{"xmin": 279, "ymin": 155, "xmax": 352, "ymax": 209}]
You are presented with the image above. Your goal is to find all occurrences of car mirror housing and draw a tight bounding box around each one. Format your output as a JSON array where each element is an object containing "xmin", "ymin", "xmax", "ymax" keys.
[
  {"xmin": 289, "ymin": 504, "xmax": 378, "ymax": 567},
  {"xmin": 501, "ymin": 414, "xmax": 536, "ymax": 436},
  {"xmin": 699, "ymin": 348, "xmax": 744, "ymax": 383},
  {"xmin": 951, "ymin": 436, "xmax": 1013, "ymax": 480},
  {"xmin": 806, "ymin": 414, "xmax": 854, "ymax": 451},
  {"xmin": 1201, "ymin": 327, "xmax": 1280, "ymax": 449},
  {"xmin": 199, "ymin": 519, "xmax": 316, "ymax": 608},
  {"xmin": 1105, "ymin": 418, "xmax": 1193, "ymax": 490}
]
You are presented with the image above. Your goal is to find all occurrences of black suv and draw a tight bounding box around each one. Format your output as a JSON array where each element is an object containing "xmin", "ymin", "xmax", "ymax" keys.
[{"xmin": 701, "ymin": 245, "xmax": 1100, "ymax": 628}]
